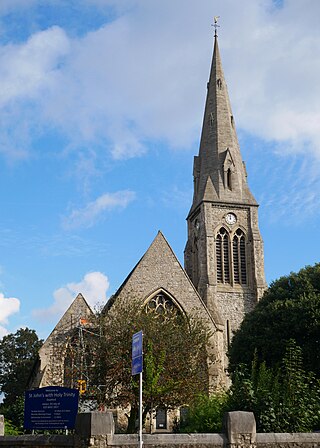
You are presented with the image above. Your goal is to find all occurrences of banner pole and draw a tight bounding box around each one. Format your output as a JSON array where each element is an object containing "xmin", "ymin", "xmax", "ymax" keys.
[{"xmin": 139, "ymin": 371, "xmax": 143, "ymax": 448}]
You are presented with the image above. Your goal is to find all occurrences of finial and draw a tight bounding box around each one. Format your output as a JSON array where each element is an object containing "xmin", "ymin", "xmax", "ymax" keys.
[{"xmin": 212, "ymin": 16, "xmax": 220, "ymax": 37}]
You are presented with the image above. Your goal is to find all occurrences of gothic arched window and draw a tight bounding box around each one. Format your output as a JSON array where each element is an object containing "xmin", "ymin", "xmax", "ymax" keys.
[
  {"xmin": 216, "ymin": 227, "xmax": 230, "ymax": 284},
  {"xmin": 145, "ymin": 291, "xmax": 181, "ymax": 320},
  {"xmin": 232, "ymin": 229, "xmax": 247, "ymax": 285}
]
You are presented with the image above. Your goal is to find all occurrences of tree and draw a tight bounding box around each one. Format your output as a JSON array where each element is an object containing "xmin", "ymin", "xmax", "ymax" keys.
[
  {"xmin": 0, "ymin": 328, "xmax": 43, "ymax": 404},
  {"xmin": 228, "ymin": 263, "xmax": 320, "ymax": 376},
  {"xmin": 88, "ymin": 297, "xmax": 212, "ymax": 433},
  {"xmin": 0, "ymin": 328, "xmax": 43, "ymax": 429}
]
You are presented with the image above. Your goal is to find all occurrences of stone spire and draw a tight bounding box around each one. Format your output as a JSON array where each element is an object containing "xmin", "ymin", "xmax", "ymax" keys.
[
  {"xmin": 185, "ymin": 31, "xmax": 266, "ymax": 349},
  {"xmin": 190, "ymin": 35, "xmax": 256, "ymax": 213}
]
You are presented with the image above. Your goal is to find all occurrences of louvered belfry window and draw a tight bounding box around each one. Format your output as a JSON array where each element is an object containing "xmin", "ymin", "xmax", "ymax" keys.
[
  {"xmin": 216, "ymin": 228, "xmax": 230, "ymax": 283},
  {"xmin": 232, "ymin": 229, "xmax": 247, "ymax": 285},
  {"xmin": 216, "ymin": 227, "xmax": 247, "ymax": 285}
]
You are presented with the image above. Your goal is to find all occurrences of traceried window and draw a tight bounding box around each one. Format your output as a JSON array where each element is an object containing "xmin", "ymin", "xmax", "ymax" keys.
[
  {"xmin": 233, "ymin": 229, "xmax": 247, "ymax": 285},
  {"xmin": 145, "ymin": 291, "xmax": 180, "ymax": 320},
  {"xmin": 216, "ymin": 227, "xmax": 230, "ymax": 284}
]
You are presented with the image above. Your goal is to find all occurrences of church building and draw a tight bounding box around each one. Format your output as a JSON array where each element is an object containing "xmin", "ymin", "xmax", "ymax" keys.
[{"xmin": 30, "ymin": 31, "xmax": 266, "ymax": 427}]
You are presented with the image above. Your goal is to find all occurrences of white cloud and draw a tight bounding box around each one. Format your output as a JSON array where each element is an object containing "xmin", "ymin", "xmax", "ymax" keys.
[
  {"xmin": 44, "ymin": 1, "xmax": 320, "ymax": 160},
  {"xmin": 0, "ymin": 26, "xmax": 70, "ymax": 159},
  {"xmin": 215, "ymin": 0, "xmax": 320, "ymax": 159},
  {"xmin": 0, "ymin": 293, "xmax": 20, "ymax": 338},
  {"xmin": 62, "ymin": 190, "xmax": 136, "ymax": 229},
  {"xmin": 33, "ymin": 271, "xmax": 109, "ymax": 319},
  {"xmin": 0, "ymin": 0, "xmax": 320, "ymax": 163},
  {"xmin": 0, "ymin": 26, "xmax": 69, "ymax": 105}
]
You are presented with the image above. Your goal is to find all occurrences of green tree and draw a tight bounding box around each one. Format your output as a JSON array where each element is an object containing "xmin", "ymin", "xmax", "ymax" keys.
[
  {"xmin": 89, "ymin": 297, "xmax": 211, "ymax": 433},
  {"xmin": 0, "ymin": 328, "xmax": 43, "ymax": 429},
  {"xmin": 228, "ymin": 263, "xmax": 320, "ymax": 376}
]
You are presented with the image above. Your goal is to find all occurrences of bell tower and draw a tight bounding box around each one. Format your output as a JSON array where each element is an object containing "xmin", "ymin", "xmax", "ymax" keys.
[{"xmin": 184, "ymin": 31, "xmax": 266, "ymax": 348}]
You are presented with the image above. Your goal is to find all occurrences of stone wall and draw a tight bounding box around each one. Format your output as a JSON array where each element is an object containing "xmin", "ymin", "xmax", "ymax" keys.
[
  {"xmin": 1, "ymin": 412, "xmax": 320, "ymax": 448},
  {"xmin": 0, "ymin": 434, "xmax": 75, "ymax": 447},
  {"xmin": 256, "ymin": 433, "xmax": 320, "ymax": 448}
]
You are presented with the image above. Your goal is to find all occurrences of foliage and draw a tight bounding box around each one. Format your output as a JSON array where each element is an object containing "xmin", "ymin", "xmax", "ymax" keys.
[
  {"xmin": 176, "ymin": 393, "xmax": 227, "ymax": 433},
  {"xmin": 227, "ymin": 340, "xmax": 320, "ymax": 432},
  {"xmin": 228, "ymin": 263, "xmax": 320, "ymax": 376},
  {"xmin": 3, "ymin": 419, "xmax": 23, "ymax": 435},
  {"xmin": 0, "ymin": 396, "xmax": 25, "ymax": 432},
  {"xmin": 0, "ymin": 328, "xmax": 43, "ymax": 429},
  {"xmin": 88, "ymin": 296, "xmax": 211, "ymax": 433},
  {"xmin": 0, "ymin": 328, "xmax": 43, "ymax": 404}
]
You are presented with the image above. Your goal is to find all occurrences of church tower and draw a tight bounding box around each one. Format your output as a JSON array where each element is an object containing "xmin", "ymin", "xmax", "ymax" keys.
[{"xmin": 184, "ymin": 31, "xmax": 266, "ymax": 349}]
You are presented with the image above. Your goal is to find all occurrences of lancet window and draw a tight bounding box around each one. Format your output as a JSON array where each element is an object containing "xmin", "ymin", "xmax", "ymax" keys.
[
  {"xmin": 233, "ymin": 229, "xmax": 247, "ymax": 284},
  {"xmin": 216, "ymin": 228, "xmax": 230, "ymax": 284},
  {"xmin": 227, "ymin": 168, "xmax": 232, "ymax": 190}
]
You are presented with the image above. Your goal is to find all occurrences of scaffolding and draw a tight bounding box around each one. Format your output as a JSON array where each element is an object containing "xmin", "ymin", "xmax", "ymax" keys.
[{"xmin": 63, "ymin": 315, "xmax": 101, "ymax": 398}]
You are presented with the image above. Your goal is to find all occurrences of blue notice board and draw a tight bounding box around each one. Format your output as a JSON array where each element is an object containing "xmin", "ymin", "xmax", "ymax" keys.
[
  {"xmin": 24, "ymin": 386, "xmax": 79, "ymax": 430},
  {"xmin": 132, "ymin": 330, "xmax": 143, "ymax": 375}
]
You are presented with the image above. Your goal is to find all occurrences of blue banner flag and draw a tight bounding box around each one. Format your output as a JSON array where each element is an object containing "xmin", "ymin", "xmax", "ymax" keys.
[{"xmin": 132, "ymin": 330, "xmax": 143, "ymax": 375}]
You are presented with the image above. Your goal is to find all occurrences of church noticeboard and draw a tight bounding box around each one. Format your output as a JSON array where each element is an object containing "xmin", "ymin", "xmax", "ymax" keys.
[{"xmin": 24, "ymin": 386, "xmax": 79, "ymax": 430}]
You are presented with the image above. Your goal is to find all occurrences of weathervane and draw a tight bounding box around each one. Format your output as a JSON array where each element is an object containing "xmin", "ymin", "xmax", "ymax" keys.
[{"xmin": 212, "ymin": 16, "xmax": 220, "ymax": 37}]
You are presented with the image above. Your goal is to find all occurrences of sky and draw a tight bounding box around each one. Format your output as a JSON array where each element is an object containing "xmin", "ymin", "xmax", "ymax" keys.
[{"xmin": 0, "ymin": 0, "xmax": 319, "ymax": 340}]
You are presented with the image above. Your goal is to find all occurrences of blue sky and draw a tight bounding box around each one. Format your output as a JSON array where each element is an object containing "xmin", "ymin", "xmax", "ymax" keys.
[{"xmin": 0, "ymin": 0, "xmax": 319, "ymax": 339}]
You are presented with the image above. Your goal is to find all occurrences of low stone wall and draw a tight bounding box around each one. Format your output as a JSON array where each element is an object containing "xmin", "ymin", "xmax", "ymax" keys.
[
  {"xmin": 0, "ymin": 434, "xmax": 75, "ymax": 447},
  {"xmin": 256, "ymin": 432, "xmax": 320, "ymax": 448},
  {"xmin": 109, "ymin": 433, "xmax": 226, "ymax": 448},
  {"xmin": 1, "ymin": 412, "xmax": 320, "ymax": 448}
]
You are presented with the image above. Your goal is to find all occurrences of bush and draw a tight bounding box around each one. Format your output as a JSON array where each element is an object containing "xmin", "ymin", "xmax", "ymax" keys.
[
  {"xmin": 4, "ymin": 419, "xmax": 22, "ymax": 435},
  {"xmin": 227, "ymin": 340, "xmax": 320, "ymax": 432},
  {"xmin": 177, "ymin": 393, "xmax": 227, "ymax": 433}
]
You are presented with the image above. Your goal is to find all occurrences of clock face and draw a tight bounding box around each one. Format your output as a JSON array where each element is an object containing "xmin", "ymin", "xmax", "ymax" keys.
[{"xmin": 225, "ymin": 213, "xmax": 237, "ymax": 225}]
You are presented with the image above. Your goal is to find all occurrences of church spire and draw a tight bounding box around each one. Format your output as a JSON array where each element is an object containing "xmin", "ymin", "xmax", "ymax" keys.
[
  {"xmin": 190, "ymin": 32, "xmax": 256, "ymax": 213},
  {"xmin": 185, "ymin": 27, "xmax": 266, "ymax": 361}
]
